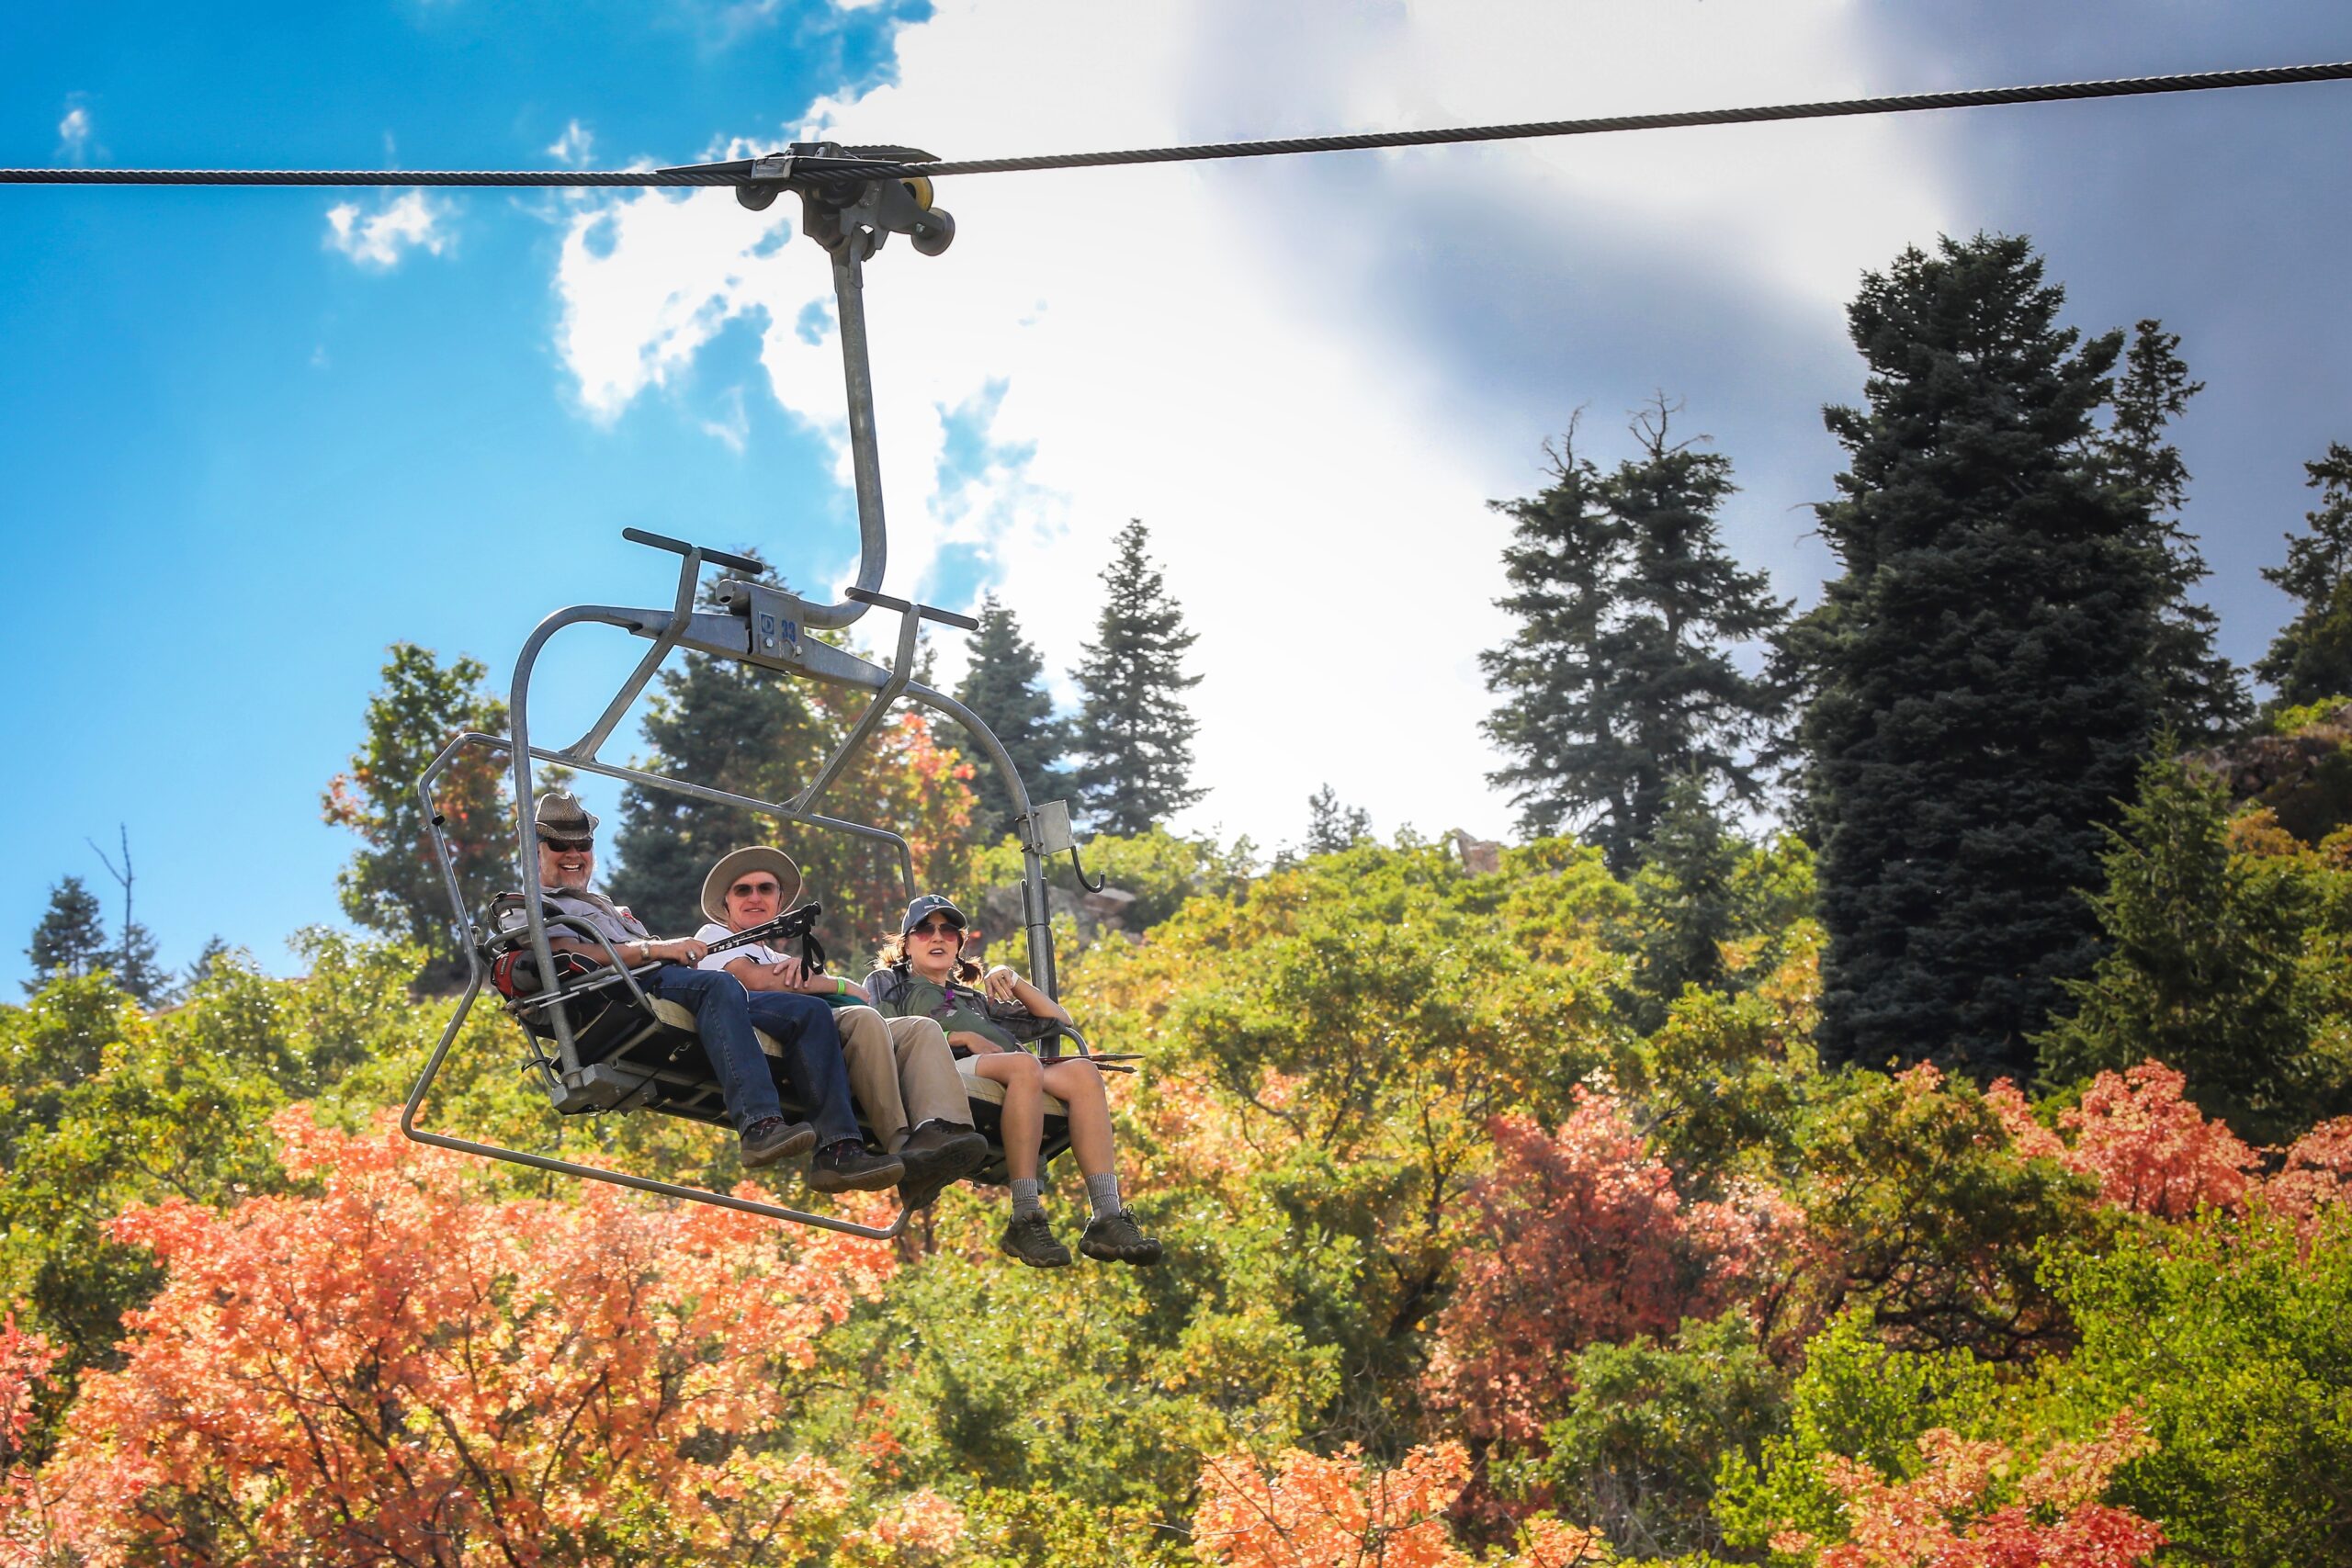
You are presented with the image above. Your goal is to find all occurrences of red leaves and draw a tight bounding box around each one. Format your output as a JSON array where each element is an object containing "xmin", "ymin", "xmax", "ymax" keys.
[
  {"xmin": 1423, "ymin": 1092, "xmax": 1790, "ymax": 1446},
  {"xmin": 31, "ymin": 1108, "xmax": 914, "ymax": 1564}
]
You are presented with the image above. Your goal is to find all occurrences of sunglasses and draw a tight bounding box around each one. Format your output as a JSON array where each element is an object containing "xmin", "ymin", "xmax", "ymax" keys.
[
  {"xmin": 910, "ymin": 918, "xmax": 965, "ymax": 938},
  {"xmin": 540, "ymin": 836, "xmax": 594, "ymax": 853},
  {"xmin": 729, "ymin": 879, "xmax": 783, "ymax": 898}
]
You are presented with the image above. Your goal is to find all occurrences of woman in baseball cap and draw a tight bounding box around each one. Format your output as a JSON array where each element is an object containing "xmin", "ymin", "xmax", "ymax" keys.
[{"xmin": 865, "ymin": 894, "xmax": 1159, "ymax": 1269}]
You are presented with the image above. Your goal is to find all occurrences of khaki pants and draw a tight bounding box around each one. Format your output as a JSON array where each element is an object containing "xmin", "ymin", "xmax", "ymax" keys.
[{"xmin": 835, "ymin": 1005, "xmax": 971, "ymax": 1151}]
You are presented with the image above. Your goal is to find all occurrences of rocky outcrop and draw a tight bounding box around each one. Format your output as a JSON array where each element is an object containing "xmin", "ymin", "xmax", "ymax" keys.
[{"xmin": 2182, "ymin": 703, "xmax": 2352, "ymax": 843}]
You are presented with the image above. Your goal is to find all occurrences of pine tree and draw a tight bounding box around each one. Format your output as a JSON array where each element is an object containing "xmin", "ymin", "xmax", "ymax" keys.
[
  {"xmin": 322, "ymin": 644, "xmax": 514, "ymax": 987},
  {"xmin": 2036, "ymin": 750, "xmax": 2340, "ymax": 1144},
  {"xmin": 85, "ymin": 827, "xmax": 169, "ymax": 1008},
  {"xmin": 1481, "ymin": 404, "xmax": 1788, "ymax": 870},
  {"xmin": 1624, "ymin": 775, "xmax": 1744, "ymax": 1032},
  {"xmin": 952, "ymin": 594, "xmax": 1073, "ymax": 839},
  {"xmin": 1071, "ymin": 519, "xmax": 1204, "ymax": 835},
  {"xmin": 2256, "ymin": 442, "xmax": 2352, "ymax": 708},
  {"xmin": 24, "ymin": 875, "xmax": 108, "ymax": 991},
  {"xmin": 1304, "ymin": 784, "xmax": 1372, "ymax": 855},
  {"xmin": 1792, "ymin": 234, "xmax": 2167, "ymax": 1082},
  {"xmin": 2090, "ymin": 321, "xmax": 2248, "ymax": 741}
]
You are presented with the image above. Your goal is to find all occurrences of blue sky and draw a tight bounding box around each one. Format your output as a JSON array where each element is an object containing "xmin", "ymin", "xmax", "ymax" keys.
[{"xmin": 6, "ymin": 1, "xmax": 2351, "ymax": 988}]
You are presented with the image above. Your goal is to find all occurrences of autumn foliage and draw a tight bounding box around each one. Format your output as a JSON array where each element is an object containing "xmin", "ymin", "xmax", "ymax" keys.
[
  {"xmin": 1790, "ymin": 1414, "xmax": 2164, "ymax": 1568},
  {"xmin": 17, "ymin": 1109, "xmax": 955, "ymax": 1566},
  {"xmin": 1422, "ymin": 1093, "xmax": 1792, "ymax": 1447},
  {"xmin": 1193, "ymin": 1442, "xmax": 1607, "ymax": 1568}
]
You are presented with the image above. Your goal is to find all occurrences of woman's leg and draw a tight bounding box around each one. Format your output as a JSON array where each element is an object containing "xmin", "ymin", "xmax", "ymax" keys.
[
  {"xmin": 970, "ymin": 1051, "xmax": 1046, "ymax": 1181},
  {"xmin": 1040, "ymin": 1058, "xmax": 1114, "ymax": 1177}
]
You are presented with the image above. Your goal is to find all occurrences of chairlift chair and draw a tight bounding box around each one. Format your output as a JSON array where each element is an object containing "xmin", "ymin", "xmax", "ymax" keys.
[{"xmin": 402, "ymin": 154, "xmax": 1110, "ymax": 1237}]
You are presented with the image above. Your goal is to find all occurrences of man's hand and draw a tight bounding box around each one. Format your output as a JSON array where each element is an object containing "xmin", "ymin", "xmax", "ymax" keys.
[
  {"xmin": 767, "ymin": 955, "xmax": 808, "ymax": 988},
  {"xmin": 652, "ymin": 937, "xmax": 710, "ymax": 964},
  {"xmin": 949, "ymin": 1031, "xmax": 1002, "ymax": 1054}
]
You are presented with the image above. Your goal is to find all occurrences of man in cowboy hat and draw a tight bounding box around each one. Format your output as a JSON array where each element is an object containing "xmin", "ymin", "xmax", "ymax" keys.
[
  {"xmin": 694, "ymin": 846, "xmax": 991, "ymax": 1210},
  {"xmin": 528, "ymin": 791, "xmax": 902, "ymax": 1193}
]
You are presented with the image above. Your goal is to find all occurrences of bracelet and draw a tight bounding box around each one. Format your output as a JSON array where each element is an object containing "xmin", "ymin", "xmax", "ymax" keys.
[{"xmin": 833, "ymin": 976, "xmax": 846, "ymax": 996}]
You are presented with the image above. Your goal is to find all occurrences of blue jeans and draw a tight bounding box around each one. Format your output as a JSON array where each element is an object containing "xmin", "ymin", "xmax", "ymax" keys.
[{"xmin": 640, "ymin": 966, "xmax": 858, "ymax": 1145}]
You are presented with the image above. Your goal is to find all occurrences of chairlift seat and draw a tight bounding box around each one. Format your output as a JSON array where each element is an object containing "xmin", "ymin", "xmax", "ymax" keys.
[{"xmin": 506, "ymin": 962, "xmax": 1076, "ymax": 1182}]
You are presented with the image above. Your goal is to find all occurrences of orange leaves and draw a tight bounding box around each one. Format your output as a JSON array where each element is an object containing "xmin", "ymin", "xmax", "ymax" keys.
[
  {"xmin": 2060, "ymin": 1063, "xmax": 2259, "ymax": 1221},
  {"xmin": 34, "ymin": 1109, "xmax": 902, "ymax": 1565},
  {"xmin": 1424, "ymin": 1093, "xmax": 1787, "ymax": 1446},
  {"xmin": 1800, "ymin": 1414, "xmax": 2163, "ymax": 1568},
  {"xmin": 1192, "ymin": 1444, "xmax": 1606, "ymax": 1568}
]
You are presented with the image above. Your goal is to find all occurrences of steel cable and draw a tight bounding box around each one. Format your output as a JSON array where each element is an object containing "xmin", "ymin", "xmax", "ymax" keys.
[{"xmin": 2, "ymin": 60, "xmax": 2347, "ymax": 188}]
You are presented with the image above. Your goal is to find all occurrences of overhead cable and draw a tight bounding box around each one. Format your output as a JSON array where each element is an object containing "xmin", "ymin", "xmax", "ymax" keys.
[{"xmin": 2, "ymin": 60, "xmax": 2347, "ymax": 188}]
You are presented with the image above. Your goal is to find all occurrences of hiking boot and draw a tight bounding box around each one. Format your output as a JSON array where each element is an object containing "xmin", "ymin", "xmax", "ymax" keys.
[
  {"xmin": 740, "ymin": 1116, "xmax": 817, "ymax": 1169},
  {"xmin": 895, "ymin": 1122, "xmax": 992, "ymax": 1211},
  {"xmin": 999, "ymin": 1210, "xmax": 1072, "ymax": 1269},
  {"xmin": 808, "ymin": 1141, "xmax": 905, "ymax": 1194},
  {"xmin": 1079, "ymin": 1210, "xmax": 1162, "ymax": 1266}
]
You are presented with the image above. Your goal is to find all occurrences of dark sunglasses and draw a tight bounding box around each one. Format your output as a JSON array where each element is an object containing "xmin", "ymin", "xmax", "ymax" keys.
[
  {"xmin": 729, "ymin": 878, "xmax": 783, "ymax": 898},
  {"xmin": 540, "ymin": 836, "xmax": 594, "ymax": 853},
  {"xmin": 910, "ymin": 918, "xmax": 965, "ymax": 938}
]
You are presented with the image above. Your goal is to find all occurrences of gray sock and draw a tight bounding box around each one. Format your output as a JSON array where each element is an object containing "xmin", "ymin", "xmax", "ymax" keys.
[
  {"xmin": 1011, "ymin": 1177, "xmax": 1044, "ymax": 1218},
  {"xmin": 1085, "ymin": 1172, "xmax": 1122, "ymax": 1220}
]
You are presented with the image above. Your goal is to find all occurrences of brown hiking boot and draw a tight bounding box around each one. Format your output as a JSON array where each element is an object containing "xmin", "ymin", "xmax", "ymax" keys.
[
  {"xmin": 999, "ymin": 1210, "xmax": 1072, "ymax": 1269},
  {"xmin": 895, "ymin": 1122, "xmax": 992, "ymax": 1211},
  {"xmin": 808, "ymin": 1141, "xmax": 905, "ymax": 1193},
  {"xmin": 1079, "ymin": 1210, "xmax": 1162, "ymax": 1265},
  {"xmin": 740, "ymin": 1116, "xmax": 817, "ymax": 1169}
]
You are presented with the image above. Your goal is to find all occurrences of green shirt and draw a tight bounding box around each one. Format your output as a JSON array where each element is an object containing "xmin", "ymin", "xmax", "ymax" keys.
[{"xmin": 864, "ymin": 968, "xmax": 1021, "ymax": 1053}]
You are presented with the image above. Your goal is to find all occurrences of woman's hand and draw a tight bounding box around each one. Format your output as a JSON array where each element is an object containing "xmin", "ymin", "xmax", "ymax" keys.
[
  {"xmin": 982, "ymin": 964, "xmax": 1023, "ymax": 1003},
  {"xmin": 948, "ymin": 1031, "xmax": 1001, "ymax": 1054}
]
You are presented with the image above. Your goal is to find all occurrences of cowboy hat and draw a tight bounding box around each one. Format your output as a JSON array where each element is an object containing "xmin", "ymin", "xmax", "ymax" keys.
[{"xmin": 700, "ymin": 845, "xmax": 805, "ymax": 927}]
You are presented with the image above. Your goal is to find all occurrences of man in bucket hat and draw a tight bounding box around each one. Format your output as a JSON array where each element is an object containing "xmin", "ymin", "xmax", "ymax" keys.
[
  {"xmin": 693, "ymin": 846, "xmax": 991, "ymax": 1210},
  {"xmin": 526, "ymin": 792, "xmax": 902, "ymax": 1193}
]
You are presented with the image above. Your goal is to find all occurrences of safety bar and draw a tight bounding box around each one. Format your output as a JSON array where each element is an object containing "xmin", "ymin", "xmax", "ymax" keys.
[{"xmin": 623, "ymin": 526, "xmax": 767, "ymax": 577}]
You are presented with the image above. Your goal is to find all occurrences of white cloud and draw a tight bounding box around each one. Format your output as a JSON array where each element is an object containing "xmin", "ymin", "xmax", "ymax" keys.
[
  {"xmin": 548, "ymin": 119, "xmax": 595, "ymax": 165},
  {"xmin": 324, "ymin": 190, "xmax": 453, "ymax": 269},
  {"xmin": 56, "ymin": 103, "xmax": 91, "ymax": 162},
  {"xmin": 548, "ymin": 0, "xmax": 1956, "ymax": 846}
]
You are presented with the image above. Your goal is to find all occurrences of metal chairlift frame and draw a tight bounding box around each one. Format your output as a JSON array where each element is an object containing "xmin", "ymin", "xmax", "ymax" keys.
[{"xmin": 401, "ymin": 157, "xmax": 1084, "ymax": 1237}]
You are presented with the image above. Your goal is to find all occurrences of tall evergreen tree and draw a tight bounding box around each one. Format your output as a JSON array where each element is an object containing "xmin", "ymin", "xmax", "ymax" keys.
[
  {"xmin": 1791, "ymin": 233, "xmax": 2167, "ymax": 1082},
  {"xmin": 85, "ymin": 826, "xmax": 168, "ymax": 1008},
  {"xmin": 2256, "ymin": 442, "xmax": 2352, "ymax": 708},
  {"xmin": 1624, "ymin": 774, "xmax": 1744, "ymax": 1032},
  {"xmin": 1481, "ymin": 403, "xmax": 1787, "ymax": 870},
  {"xmin": 322, "ymin": 644, "xmax": 514, "ymax": 987},
  {"xmin": 952, "ymin": 594, "xmax": 1073, "ymax": 838},
  {"xmin": 1071, "ymin": 519, "xmax": 1204, "ymax": 835},
  {"xmin": 2089, "ymin": 321, "xmax": 2249, "ymax": 740},
  {"xmin": 24, "ymin": 875, "xmax": 108, "ymax": 992}
]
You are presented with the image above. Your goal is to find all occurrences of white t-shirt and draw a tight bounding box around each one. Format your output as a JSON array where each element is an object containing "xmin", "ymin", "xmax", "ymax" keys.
[{"xmin": 693, "ymin": 920, "xmax": 789, "ymax": 974}]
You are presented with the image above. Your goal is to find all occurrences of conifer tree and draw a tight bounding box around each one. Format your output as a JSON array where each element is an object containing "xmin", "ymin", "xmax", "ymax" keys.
[
  {"xmin": 2256, "ymin": 442, "xmax": 2352, "ymax": 708},
  {"xmin": 1792, "ymin": 234, "xmax": 2166, "ymax": 1081},
  {"xmin": 2091, "ymin": 321, "xmax": 2248, "ymax": 740},
  {"xmin": 1303, "ymin": 784, "xmax": 1373, "ymax": 855},
  {"xmin": 24, "ymin": 875, "xmax": 108, "ymax": 992},
  {"xmin": 1625, "ymin": 775, "xmax": 1743, "ymax": 1031},
  {"xmin": 2035, "ymin": 750, "xmax": 2340, "ymax": 1145},
  {"xmin": 1481, "ymin": 404, "xmax": 1787, "ymax": 870},
  {"xmin": 322, "ymin": 645, "xmax": 513, "ymax": 987},
  {"xmin": 952, "ymin": 594, "xmax": 1073, "ymax": 839},
  {"xmin": 1071, "ymin": 519, "xmax": 1204, "ymax": 835}
]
